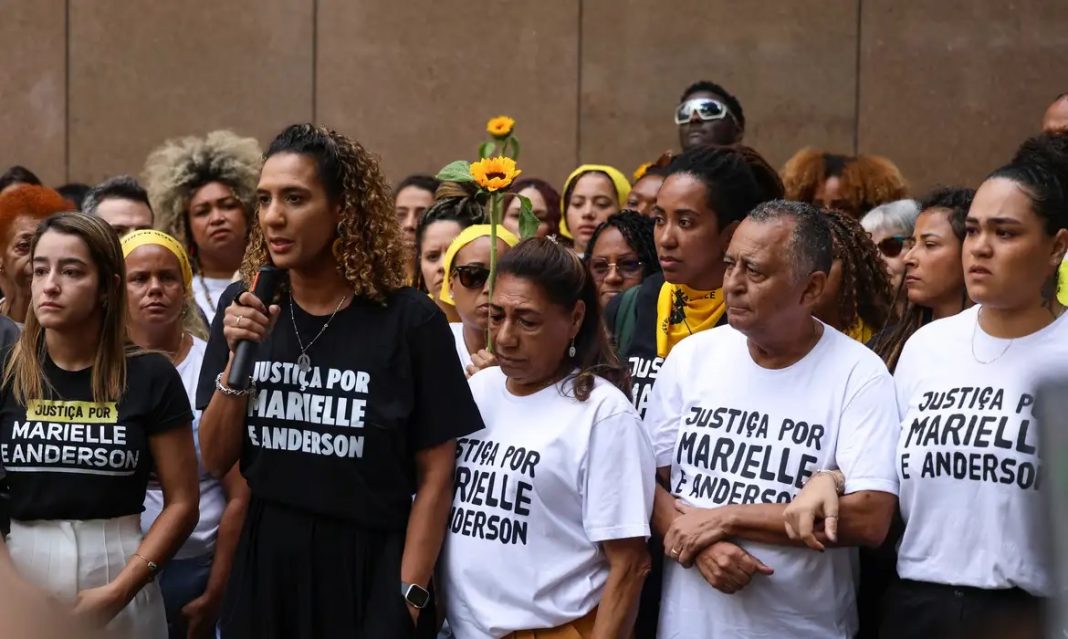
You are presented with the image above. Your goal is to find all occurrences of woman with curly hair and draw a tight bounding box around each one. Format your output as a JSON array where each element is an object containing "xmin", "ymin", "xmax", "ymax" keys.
[
  {"xmin": 195, "ymin": 124, "xmax": 482, "ymax": 638},
  {"xmin": 812, "ymin": 209, "xmax": 894, "ymax": 342},
  {"xmin": 782, "ymin": 147, "xmax": 909, "ymax": 219},
  {"xmin": 143, "ymin": 130, "xmax": 262, "ymax": 324}
]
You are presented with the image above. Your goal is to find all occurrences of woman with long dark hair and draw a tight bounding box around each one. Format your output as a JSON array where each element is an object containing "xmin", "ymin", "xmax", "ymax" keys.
[
  {"xmin": 0, "ymin": 213, "xmax": 198, "ymax": 637},
  {"xmin": 441, "ymin": 238, "xmax": 654, "ymax": 638},
  {"xmin": 197, "ymin": 124, "xmax": 482, "ymax": 638}
]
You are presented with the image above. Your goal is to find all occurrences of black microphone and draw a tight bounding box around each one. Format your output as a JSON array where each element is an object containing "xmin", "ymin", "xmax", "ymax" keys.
[{"xmin": 227, "ymin": 266, "xmax": 285, "ymax": 390}]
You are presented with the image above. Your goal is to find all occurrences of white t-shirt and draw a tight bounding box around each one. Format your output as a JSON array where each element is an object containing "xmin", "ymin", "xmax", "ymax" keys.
[
  {"xmin": 141, "ymin": 337, "xmax": 226, "ymax": 559},
  {"xmin": 193, "ymin": 275, "xmax": 234, "ymax": 325},
  {"xmin": 894, "ymin": 305, "xmax": 1068, "ymax": 595},
  {"xmin": 645, "ymin": 323, "xmax": 899, "ymax": 639},
  {"xmin": 441, "ymin": 367, "xmax": 655, "ymax": 638},
  {"xmin": 449, "ymin": 322, "xmax": 473, "ymax": 372}
]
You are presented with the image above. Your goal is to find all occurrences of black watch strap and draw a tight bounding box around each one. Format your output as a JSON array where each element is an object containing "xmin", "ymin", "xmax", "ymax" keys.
[{"xmin": 401, "ymin": 582, "xmax": 430, "ymax": 609}]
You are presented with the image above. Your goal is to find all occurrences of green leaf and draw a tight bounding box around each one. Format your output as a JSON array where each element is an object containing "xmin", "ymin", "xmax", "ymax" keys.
[
  {"xmin": 507, "ymin": 136, "xmax": 521, "ymax": 161},
  {"xmin": 478, "ymin": 141, "xmax": 496, "ymax": 159},
  {"xmin": 518, "ymin": 195, "xmax": 539, "ymax": 239},
  {"xmin": 435, "ymin": 160, "xmax": 474, "ymax": 183}
]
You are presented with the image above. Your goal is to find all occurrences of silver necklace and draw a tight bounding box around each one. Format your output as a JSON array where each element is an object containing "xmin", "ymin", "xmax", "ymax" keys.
[
  {"xmin": 971, "ymin": 308, "xmax": 1013, "ymax": 365},
  {"xmin": 198, "ymin": 274, "xmax": 215, "ymax": 311},
  {"xmin": 290, "ymin": 294, "xmax": 347, "ymax": 373}
]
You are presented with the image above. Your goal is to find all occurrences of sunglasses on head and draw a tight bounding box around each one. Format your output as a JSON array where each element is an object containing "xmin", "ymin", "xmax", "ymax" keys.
[
  {"xmin": 674, "ymin": 98, "xmax": 734, "ymax": 126},
  {"xmin": 876, "ymin": 236, "xmax": 909, "ymax": 258},
  {"xmin": 589, "ymin": 258, "xmax": 643, "ymax": 280},
  {"xmin": 452, "ymin": 264, "xmax": 491, "ymax": 290}
]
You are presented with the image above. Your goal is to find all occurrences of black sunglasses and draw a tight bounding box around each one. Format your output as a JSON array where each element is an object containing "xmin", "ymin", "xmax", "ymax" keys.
[
  {"xmin": 876, "ymin": 236, "xmax": 909, "ymax": 258},
  {"xmin": 452, "ymin": 264, "xmax": 491, "ymax": 290}
]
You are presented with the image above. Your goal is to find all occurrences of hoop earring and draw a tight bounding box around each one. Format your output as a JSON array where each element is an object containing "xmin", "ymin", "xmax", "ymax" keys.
[{"xmin": 333, "ymin": 223, "xmax": 345, "ymax": 260}]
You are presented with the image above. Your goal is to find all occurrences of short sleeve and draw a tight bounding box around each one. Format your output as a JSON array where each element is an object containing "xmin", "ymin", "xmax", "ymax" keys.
[
  {"xmin": 144, "ymin": 354, "xmax": 194, "ymax": 435},
  {"xmin": 893, "ymin": 337, "xmax": 920, "ymax": 421},
  {"xmin": 195, "ymin": 282, "xmax": 245, "ymax": 410},
  {"xmin": 406, "ymin": 306, "xmax": 485, "ymax": 449},
  {"xmin": 642, "ymin": 346, "xmax": 685, "ymax": 468},
  {"xmin": 834, "ymin": 369, "xmax": 900, "ymax": 496},
  {"xmin": 582, "ymin": 407, "xmax": 655, "ymax": 543}
]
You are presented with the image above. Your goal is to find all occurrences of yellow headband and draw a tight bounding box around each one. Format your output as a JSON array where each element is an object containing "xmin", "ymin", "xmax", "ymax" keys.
[
  {"xmin": 121, "ymin": 229, "xmax": 194, "ymax": 289},
  {"xmin": 439, "ymin": 224, "xmax": 519, "ymax": 306},
  {"xmin": 558, "ymin": 164, "xmax": 632, "ymax": 239}
]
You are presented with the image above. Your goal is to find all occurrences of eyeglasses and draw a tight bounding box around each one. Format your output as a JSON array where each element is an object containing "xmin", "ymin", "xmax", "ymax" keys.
[
  {"xmin": 452, "ymin": 264, "xmax": 491, "ymax": 290},
  {"xmin": 589, "ymin": 258, "xmax": 643, "ymax": 280},
  {"xmin": 674, "ymin": 98, "xmax": 735, "ymax": 126},
  {"xmin": 876, "ymin": 236, "xmax": 909, "ymax": 258}
]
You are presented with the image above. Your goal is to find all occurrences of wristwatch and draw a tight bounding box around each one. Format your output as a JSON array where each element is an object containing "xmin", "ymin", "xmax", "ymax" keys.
[{"xmin": 401, "ymin": 582, "xmax": 430, "ymax": 609}]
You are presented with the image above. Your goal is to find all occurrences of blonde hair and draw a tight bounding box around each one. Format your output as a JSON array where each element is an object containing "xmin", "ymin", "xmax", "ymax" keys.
[
  {"xmin": 142, "ymin": 130, "xmax": 262, "ymax": 268},
  {"xmin": 3, "ymin": 214, "xmax": 131, "ymax": 404}
]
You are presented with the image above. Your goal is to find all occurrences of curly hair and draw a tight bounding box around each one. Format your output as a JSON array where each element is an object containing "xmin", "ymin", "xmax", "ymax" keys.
[
  {"xmin": 412, "ymin": 181, "xmax": 486, "ymax": 292},
  {"xmin": 0, "ymin": 185, "xmax": 74, "ymax": 245},
  {"xmin": 241, "ymin": 124, "xmax": 406, "ymax": 302},
  {"xmin": 584, "ymin": 210, "xmax": 660, "ymax": 279},
  {"xmin": 782, "ymin": 147, "xmax": 908, "ymax": 218},
  {"xmin": 142, "ymin": 130, "xmax": 262, "ymax": 267},
  {"xmin": 822, "ymin": 209, "xmax": 893, "ymax": 332}
]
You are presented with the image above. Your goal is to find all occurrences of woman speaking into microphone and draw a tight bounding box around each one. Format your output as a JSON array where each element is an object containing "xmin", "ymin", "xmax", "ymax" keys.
[{"xmin": 197, "ymin": 124, "xmax": 483, "ymax": 638}]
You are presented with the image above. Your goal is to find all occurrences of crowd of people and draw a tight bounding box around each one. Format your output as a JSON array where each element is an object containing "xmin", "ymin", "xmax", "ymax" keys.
[{"xmin": 0, "ymin": 80, "xmax": 1066, "ymax": 639}]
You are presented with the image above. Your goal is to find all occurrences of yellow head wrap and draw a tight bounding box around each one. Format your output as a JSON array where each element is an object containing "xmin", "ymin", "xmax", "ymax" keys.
[
  {"xmin": 121, "ymin": 229, "xmax": 194, "ymax": 290},
  {"xmin": 439, "ymin": 224, "xmax": 519, "ymax": 306},
  {"xmin": 558, "ymin": 165, "xmax": 632, "ymax": 239}
]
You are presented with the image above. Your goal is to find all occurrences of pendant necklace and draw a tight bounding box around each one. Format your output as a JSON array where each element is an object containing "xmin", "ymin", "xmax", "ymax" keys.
[{"xmin": 290, "ymin": 293, "xmax": 347, "ymax": 374}]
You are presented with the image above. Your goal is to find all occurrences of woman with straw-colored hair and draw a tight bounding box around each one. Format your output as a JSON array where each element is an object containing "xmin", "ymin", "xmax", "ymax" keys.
[{"xmin": 143, "ymin": 130, "xmax": 261, "ymax": 324}]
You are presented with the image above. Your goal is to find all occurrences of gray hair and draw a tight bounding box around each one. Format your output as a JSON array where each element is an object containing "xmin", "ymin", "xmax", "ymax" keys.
[
  {"xmin": 82, "ymin": 175, "xmax": 153, "ymax": 218},
  {"xmin": 861, "ymin": 198, "xmax": 919, "ymax": 237},
  {"xmin": 747, "ymin": 199, "xmax": 832, "ymax": 280}
]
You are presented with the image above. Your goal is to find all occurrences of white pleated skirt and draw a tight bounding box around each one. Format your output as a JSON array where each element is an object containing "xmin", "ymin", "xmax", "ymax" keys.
[{"xmin": 7, "ymin": 515, "xmax": 167, "ymax": 639}]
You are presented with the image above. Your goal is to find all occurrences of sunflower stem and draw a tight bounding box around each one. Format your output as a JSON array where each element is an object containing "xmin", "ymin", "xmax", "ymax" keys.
[{"xmin": 487, "ymin": 193, "xmax": 501, "ymax": 354}]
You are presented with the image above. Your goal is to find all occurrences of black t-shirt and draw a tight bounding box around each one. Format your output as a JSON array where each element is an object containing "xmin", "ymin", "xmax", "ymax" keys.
[
  {"xmin": 605, "ymin": 273, "xmax": 728, "ymax": 419},
  {"xmin": 196, "ymin": 283, "xmax": 484, "ymax": 530},
  {"xmin": 0, "ymin": 351, "xmax": 192, "ymax": 521}
]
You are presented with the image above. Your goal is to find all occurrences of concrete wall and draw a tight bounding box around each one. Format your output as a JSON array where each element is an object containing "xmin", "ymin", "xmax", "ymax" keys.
[{"xmin": 3, "ymin": 0, "xmax": 1066, "ymax": 196}]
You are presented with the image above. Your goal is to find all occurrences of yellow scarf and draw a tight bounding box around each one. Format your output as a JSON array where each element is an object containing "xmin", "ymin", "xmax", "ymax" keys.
[
  {"xmin": 656, "ymin": 283, "xmax": 726, "ymax": 357},
  {"xmin": 844, "ymin": 319, "xmax": 874, "ymax": 343}
]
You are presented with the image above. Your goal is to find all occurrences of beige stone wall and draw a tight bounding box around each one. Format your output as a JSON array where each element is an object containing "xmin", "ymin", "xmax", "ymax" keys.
[{"xmin": 2, "ymin": 0, "xmax": 1066, "ymax": 196}]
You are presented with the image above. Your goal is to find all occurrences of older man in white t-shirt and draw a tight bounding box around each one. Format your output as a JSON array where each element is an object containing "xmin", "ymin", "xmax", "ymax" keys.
[{"xmin": 645, "ymin": 200, "xmax": 899, "ymax": 638}]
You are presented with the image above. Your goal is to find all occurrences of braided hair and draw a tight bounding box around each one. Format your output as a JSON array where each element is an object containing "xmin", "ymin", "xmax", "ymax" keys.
[
  {"xmin": 822, "ymin": 209, "xmax": 893, "ymax": 332},
  {"xmin": 872, "ymin": 187, "xmax": 974, "ymax": 372},
  {"xmin": 663, "ymin": 144, "xmax": 783, "ymax": 228},
  {"xmin": 583, "ymin": 210, "xmax": 660, "ymax": 279},
  {"xmin": 412, "ymin": 181, "xmax": 486, "ymax": 292}
]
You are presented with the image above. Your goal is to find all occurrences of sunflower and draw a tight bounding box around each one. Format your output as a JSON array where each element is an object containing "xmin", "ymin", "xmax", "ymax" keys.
[
  {"xmin": 471, "ymin": 156, "xmax": 522, "ymax": 192},
  {"xmin": 486, "ymin": 116, "xmax": 516, "ymax": 139}
]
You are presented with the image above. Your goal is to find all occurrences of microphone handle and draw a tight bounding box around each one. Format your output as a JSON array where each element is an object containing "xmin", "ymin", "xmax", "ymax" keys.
[{"xmin": 227, "ymin": 266, "xmax": 285, "ymax": 389}]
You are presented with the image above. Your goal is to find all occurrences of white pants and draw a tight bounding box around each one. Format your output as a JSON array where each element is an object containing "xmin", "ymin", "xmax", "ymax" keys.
[{"xmin": 7, "ymin": 515, "xmax": 167, "ymax": 639}]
